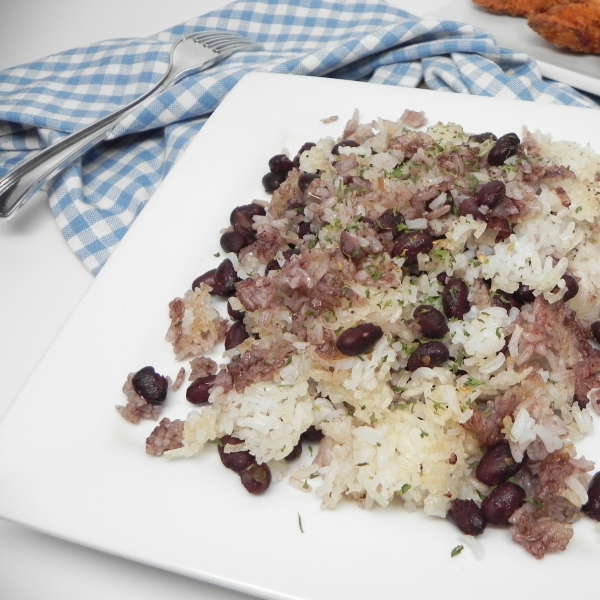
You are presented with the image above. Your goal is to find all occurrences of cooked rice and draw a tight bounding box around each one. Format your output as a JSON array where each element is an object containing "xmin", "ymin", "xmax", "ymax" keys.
[{"xmin": 138, "ymin": 110, "xmax": 600, "ymax": 557}]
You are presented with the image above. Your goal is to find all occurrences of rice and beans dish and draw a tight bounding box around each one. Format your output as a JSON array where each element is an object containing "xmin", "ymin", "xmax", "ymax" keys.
[{"xmin": 117, "ymin": 108, "xmax": 600, "ymax": 559}]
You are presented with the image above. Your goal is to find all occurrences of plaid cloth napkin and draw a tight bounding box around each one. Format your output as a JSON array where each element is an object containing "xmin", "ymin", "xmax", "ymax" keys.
[{"xmin": 0, "ymin": 0, "xmax": 596, "ymax": 274}]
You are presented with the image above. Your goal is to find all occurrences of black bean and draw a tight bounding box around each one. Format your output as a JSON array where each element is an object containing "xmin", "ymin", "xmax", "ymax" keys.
[
  {"xmin": 225, "ymin": 321, "xmax": 249, "ymax": 350},
  {"xmin": 489, "ymin": 216, "xmax": 513, "ymax": 242},
  {"xmin": 265, "ymin": 258, "xmax": 281, "ymax": 274},
  {"xmin": 186, "ymin": 375, "xmax": 216, "ymax": 405},
  {"xmin": 265, "ymin": 247, "xmax": 300, "ymax": 274},
  {"xmin": 574, "ymin": 393, "xmax": 588, "ymax": 409},
  {"xmin": 218, "ymin": 435, "xmax": 255, "ymax": 473},
  {"xmin": 301, "ymin": 425, "xmax": 324, "ymax": 442},
  {"xmin": 491, "ymin": 289, "xmax": 520, "ymax": 311},
  {"xmin": 358, "ymin": 216, "xmax": 378, "ymax": 230},
  {"xmin": 442, "ymin": 277, "xmax": 469, "ymax": 319},
  {"xmin": 192, "ymin": 268, "xmax": 216, "ymax": 291},
  {"xmin": 447, "ymin": 499, "xmax": 486, "ymax": 536},
  {"xmin": 298, "ymin": 221, "xmax": 312, "ymax": 238},
  {"xmin": 331, "ymin": 139, "xmax": 360, "ymax": 155},
  {"xmin": 268, "ymin": 154, "xmax": 294, "ymax": 174},
  {"xmin": 390, "ymin": 231, "xmax": 433, "ymax": 266},
  {"xmin": 298, "ymin": 172, "xmax": 319, "ymax": 192},
  {"xmin": 262, "ymin": 171, "xmax": 286, "ymax": 193},
  {"xmin": 475, "ymin": 441, "xmax": 521, "ymax": 486},
  {"xmin": 487, "ymin": 133, "xmax": 520, "ymax": 167},
  {"xmin": 475, "ymin": 180, "xmax": 506, "ymax": 209},
  {"xmin": 413, "ymin": 305, "xmax": 449, "ymax": 339},
  {"xmin": 459, "ymin": 196, "xmax": 488, "ymax": 222},
  {"xmin": 212, "ymin": 258, "xmax": 238, "ymax": 297},
  {"xmin": 284, "ymin": 442, "xmax": 303, "ymax": 462},
  {"xmin": 293, "ymin": 142, "xmax": 316, "ymax": 169},
  {"xmin": 436, "ymin": 272, "xmax": 448, "ymax": 286},
  {"xmin": 227, "ymin": 300, "xmax": 245, "ymax": 322},
  {"xmin": 562, "ymin": 274, "xmax": 579, "ymax": 302},
  {"xmin": 283, "ymin": 247, "xmax": 301, "ymax": 259},
  {"xmin": 240, "ymin": 462, "xmax": 271, "ymax": 494},
  {"xmin": 376, "ymin": 208, "xmax": 406, "ymax": 238},
  {"xmin": 230, "ymin": 203, "xmax": 265, "ymax": 237},
  {"xmin": 230, "ymin": 202, "xmax": 266, "ymax": 224},
  {"xmin": 407, "ymin": 341, "xmax": 449, "ymax": 371},
  {"xmin": 132, "ymin": 366, "xmax": 168, "ymax": 405},
  {"xmin": 336, "ymin": 323, "xmax": 384, "ymax": 356},
  {"xmin": 220, "ymin": 230, "xmax": 252, "ymax": 254},
  {"xmin": 469, "ymin": 132, "xmax": 497, "ymax": 143},
  {"xmin": 591, "ymin": 322, "xmax": 600, "ymax": 344},
  {"xmin": 583, "ymin": 472, "xmax": 600, "ymax": 521},
  {"xmin": 481, "ymin": 482, "xmax": 526, "ymax": 525},
  {"xmin": 514, "ymin": 283, "xmax": 535, "ymax": 304}
]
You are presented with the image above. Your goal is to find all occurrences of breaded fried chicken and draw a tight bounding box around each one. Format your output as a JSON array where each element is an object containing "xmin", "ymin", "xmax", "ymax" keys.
[
  {"xmin": 528, "ymin": 2, "xmax": 600, "ymax": 53},
  {"xmin": 472, "ymin": 0, "xmax": 587, "ymax": 17}
]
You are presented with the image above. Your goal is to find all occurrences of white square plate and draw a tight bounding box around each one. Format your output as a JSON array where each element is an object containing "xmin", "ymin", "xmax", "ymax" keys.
[
  {"xmin": 427, "ymin": 0, "xmax": 600, "ymax": 96},
  {"xmin": 0, "ymin": 73, "xmax": 599, "ymax": 600}
]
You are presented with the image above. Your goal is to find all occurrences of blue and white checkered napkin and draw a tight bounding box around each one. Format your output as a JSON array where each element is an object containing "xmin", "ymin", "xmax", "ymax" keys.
[{"xmin": 0, "ymin": 0, "xmax": 596, "ymax": 274}]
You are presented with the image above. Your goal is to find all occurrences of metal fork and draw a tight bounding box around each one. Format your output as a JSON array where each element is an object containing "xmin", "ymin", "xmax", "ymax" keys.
[{"xmin": 0, "ymin": 31, "xmax": 261, "ymax": 220}]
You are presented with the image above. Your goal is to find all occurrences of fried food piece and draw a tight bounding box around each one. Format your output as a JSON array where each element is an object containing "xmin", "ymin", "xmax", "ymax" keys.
[
  {"xmin": 528, "ymin": 2, "xmax": 600, "ymax": 53},
  {"xmin": 472, "ymin": 0, "xmax": 586, "ymax": 17}
]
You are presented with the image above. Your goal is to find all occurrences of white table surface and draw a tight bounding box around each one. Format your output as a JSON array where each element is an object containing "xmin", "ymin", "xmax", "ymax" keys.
[{"xmin": 0, "ymin": 0, "xmax": 452, "ymax": 598}]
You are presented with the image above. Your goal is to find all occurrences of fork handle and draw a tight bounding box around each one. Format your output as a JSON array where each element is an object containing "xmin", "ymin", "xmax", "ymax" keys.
[{"xmin": 0, "ymin": 76, "xmax": 169, "ymax": 221}]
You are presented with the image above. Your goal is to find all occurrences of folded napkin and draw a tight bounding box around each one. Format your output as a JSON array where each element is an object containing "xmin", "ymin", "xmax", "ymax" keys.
[{"xmin": 0, "ymin": 0, "xmax": 596, "ymax": 274}]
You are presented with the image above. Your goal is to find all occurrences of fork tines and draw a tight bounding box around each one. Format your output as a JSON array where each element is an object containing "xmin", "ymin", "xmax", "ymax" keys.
[{"xmin": 192, "ymin": 31, "xmax": 261, "ymax": 53}]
